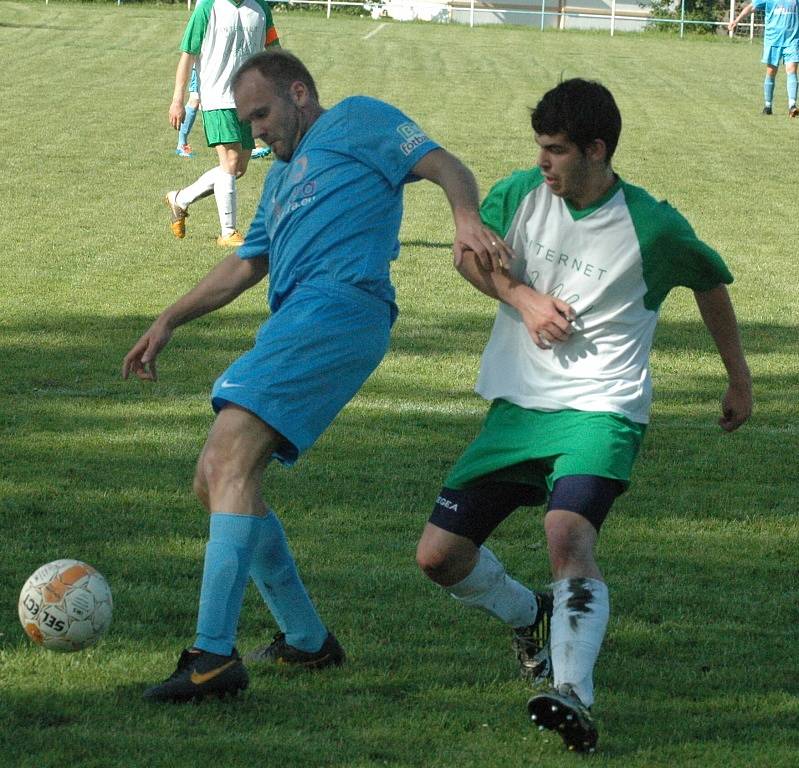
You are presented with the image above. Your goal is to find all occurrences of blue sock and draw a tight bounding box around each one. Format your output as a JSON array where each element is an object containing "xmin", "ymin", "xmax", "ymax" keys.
[
  {"xmin": 250, "ymin": 511, "xmax": 328, "ymax": 652},
  {"xmin": 178, "ymin": 105, "xmax": 198, "ymax": 148},
  {"xmin": 764, "ymin": 76, "xmax": 775, "ymax": 107},
  {"xmin": 788, "ymin": 73, "xmax": 798, "ymax": 106},
  {"xmin": 194, "ymin": 513, "xmax": 260, "ymax": 656}
]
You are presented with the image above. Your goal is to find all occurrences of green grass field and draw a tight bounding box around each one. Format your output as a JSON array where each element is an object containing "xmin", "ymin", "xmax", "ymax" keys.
[{"xmin": 1, "ymin": 2, "xmax": 797, "ymax": 766}]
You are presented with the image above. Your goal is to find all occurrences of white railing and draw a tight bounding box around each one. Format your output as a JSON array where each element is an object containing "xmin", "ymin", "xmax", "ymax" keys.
[
  {"xmin": 275, "ymin": 0, "xmax": 762, "ymax": 38},
  {"xmin": 53, "ymin": 0, "xmax": 761, "ymax": 40}
]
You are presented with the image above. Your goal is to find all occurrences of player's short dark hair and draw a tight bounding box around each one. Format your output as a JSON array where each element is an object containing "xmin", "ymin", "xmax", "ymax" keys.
[
  {"xmin": 530, "ymin": 79, "xmax": 622, "ymax": 162},
  {"xmin": 233, "ymin": 49, "xmax": 319, "ymax": 102}
]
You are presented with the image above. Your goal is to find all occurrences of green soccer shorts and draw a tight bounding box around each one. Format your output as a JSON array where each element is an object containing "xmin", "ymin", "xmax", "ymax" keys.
[
  {"xmin": 202, "ymin": 108, "xmax": 255, "ymax": 149},
  {"xmin": 445, "ymin": 399, "xmax": 646, "ymax": 492}
]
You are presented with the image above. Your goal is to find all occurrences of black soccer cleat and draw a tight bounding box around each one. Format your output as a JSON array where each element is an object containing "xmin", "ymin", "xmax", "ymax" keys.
[
  {"xmin": 762, "ymin": 106, "xmax": 773, "ymax": 115},
  {"xmin": 244, "ymin": 631, "xmax": 345, "ymax": 669},
  {"xmin": 527, "ymin": 684, "xmax": 598, "ymax": 753},
  {"xmin": 143, "ymin": 648, "xmax": 248, "ymax": 703},
  {"xmin": 512, "ymin": 590, "xmax": 553, "ymax": 684},
  {"xmin": 789, "ymin": 104, "xmax": 799, "ymax": 118}
]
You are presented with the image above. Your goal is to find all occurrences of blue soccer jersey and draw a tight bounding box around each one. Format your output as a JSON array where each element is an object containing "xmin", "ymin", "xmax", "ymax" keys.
[
  {"xmin": 238, "ymin": 96, "xmax": 440, "ymax": 313},
  {"xmin": 754, "ymin": 0, "xmax": 799, "ymax": 47}
]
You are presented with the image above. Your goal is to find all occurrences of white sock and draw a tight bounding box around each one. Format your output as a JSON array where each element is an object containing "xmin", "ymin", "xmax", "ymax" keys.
[
  {"xmin": 448, "ymin": 546, "xmax": 537, "ymax": 628},
  {"xmin": 176, "ymin": 167, "xmax": 220, "ymax": 209},
  {"xmin": 214, "ymin": 171, "xmax": 237, "ymax": 235},
  {"xmin": 550, "ymin": 577, "xmax": 609, "ymax": 707}
]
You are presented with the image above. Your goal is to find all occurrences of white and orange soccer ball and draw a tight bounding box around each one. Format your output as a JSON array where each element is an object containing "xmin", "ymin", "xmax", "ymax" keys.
[{"xmin": 18, "ymin": 559, "xmax": 113, "ymax": 652}]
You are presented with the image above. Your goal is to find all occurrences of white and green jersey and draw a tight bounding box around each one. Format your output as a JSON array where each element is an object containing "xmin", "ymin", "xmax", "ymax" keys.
[
  {"xmin": 181, "ymin": 0, "xmax": 278, "ymax": 111},
  {"xmin": 476, "ymin": 168, "xmax": 733, "ymax": 424}
]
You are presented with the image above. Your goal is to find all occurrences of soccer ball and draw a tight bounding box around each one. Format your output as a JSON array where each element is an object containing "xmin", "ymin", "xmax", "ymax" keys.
[{"xmin": 18, "ymin": 559, "xmax": 113, "ymax": 652}]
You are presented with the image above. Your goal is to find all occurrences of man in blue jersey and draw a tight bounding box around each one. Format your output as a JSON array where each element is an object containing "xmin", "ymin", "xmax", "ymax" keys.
[
  {"xmin": 123, "ymin": 49, "xmax": 513, "ymax": 703},
  {"xmin": 729, "ymin": 0, "xmax": 799, "ymax": 116}
]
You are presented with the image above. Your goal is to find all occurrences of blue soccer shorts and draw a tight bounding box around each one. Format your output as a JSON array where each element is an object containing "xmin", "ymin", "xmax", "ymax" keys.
[
  {"xmin": 211, "ymin": 279, "xmax": 393, "ymax": 465},
  {"xmin": 763, "ymin": 41, "xmax": 799, "ymax": 66}
]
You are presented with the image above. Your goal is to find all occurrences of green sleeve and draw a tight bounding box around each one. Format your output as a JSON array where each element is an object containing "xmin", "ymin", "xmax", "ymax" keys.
[
  {"xmin": 622, "ymin": 182, "xmax": 733, "ymax": 312},
  {"xmin": 480, "ymin": 167, "xmax": 545, "ymax": 237},
  {"xmin": 180, "ymin": 0, "xmax": 213, "ymax": 55}
]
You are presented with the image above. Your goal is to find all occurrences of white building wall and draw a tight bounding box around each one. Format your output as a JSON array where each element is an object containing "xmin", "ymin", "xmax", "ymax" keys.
[{"xmin": 372, "ymin": 0, "xmax": 652, "ymax": 30}]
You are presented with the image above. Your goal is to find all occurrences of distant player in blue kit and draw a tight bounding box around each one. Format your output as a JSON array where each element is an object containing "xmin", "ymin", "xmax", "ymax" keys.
[
  {"xmin": 175, "ymin": 67, "xmax": 200, "ymax": 158},
  {"xmin": 123, "ymin": 49, "xmax": 513, "ymax": 703},
  {"xmin": 729, "ymin": 0, "xmax": 799, "ymax": 116}
]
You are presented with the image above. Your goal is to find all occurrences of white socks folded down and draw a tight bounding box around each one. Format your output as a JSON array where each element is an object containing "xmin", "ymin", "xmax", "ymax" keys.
[
  {"xmin": 175, "ymin": 167, "xmax": 237, "ymax": 235},
  {"xmin": 447, "ymin": 546, "xmax": 609, "ymax": 707},
  {"xmin": 448, "ymin": 546, "xmax": 538, "ymax": 629}
]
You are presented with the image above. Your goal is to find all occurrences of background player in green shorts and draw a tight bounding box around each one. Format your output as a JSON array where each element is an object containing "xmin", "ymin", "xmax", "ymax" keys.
[
  {"xmin": 165, "ymin": 0, "xmax": 280, "ymax": 247},
  {"xmin": 415, "ymin": 79, "xmax": 753, "ymax": 753},
  {"xmin": 173, "ymin": 67, "xmax": 271, "ymax": 160}
]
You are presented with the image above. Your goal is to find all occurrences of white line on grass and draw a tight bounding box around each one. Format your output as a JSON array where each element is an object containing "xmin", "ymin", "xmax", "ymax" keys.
[
  {"xmin": 628, "ymin": 419, "xmax": 797, "ymax": 435},
  {"xmin": 351, "ymin": 401, "xmax": 796, "ymax": 434},
  {"xmin": 353, "ymin": 399, "xmax": 485, "ymax": 417},
  {"xmin": 363, "ymin": 23, "xmax": 387, "ymax": 40}
]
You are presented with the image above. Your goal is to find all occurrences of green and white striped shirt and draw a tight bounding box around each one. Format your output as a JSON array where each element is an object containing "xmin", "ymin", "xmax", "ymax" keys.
[
  {"xmin": 476, "ymin": 168, "xmax": 732, "ymax": 424},
  {"xmin": 181, "ymin": 0, "xmax": 278, "ymax": 111}
]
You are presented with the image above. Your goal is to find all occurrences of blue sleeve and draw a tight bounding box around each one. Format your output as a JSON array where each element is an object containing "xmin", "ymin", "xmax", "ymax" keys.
[
  {"xmin": 239, "ymin": 179, "xmax": 271, "ymax": 261},
  {"xmin": 342, "ymin": 97, "xmax": 440, "ymax": 188},
  {"xmin": 752, "ymin": 0, "xmax": 767, "ymax": 11}
]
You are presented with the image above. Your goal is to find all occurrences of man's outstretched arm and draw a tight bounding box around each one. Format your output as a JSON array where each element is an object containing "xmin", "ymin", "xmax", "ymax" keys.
[
  {"xmin": 694, "ymin": 283, "xmax": 753, "ymax": 432},
  {"xmin": 411, "ymin": 148, "xmax": 515, "ymax": 272},
  {"xmin": 122, "ymin": 254, "xmax": 268, "ymax": 381}
]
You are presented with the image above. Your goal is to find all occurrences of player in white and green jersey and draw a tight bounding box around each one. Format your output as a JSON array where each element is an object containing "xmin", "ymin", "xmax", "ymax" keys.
[
  {"xmin": 165, "ymin": 0, "xmax": 280, "ymax": 247},
  {"xmin": 416, "ymin": 79, "xmax": 753, "ymax": 753}
]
